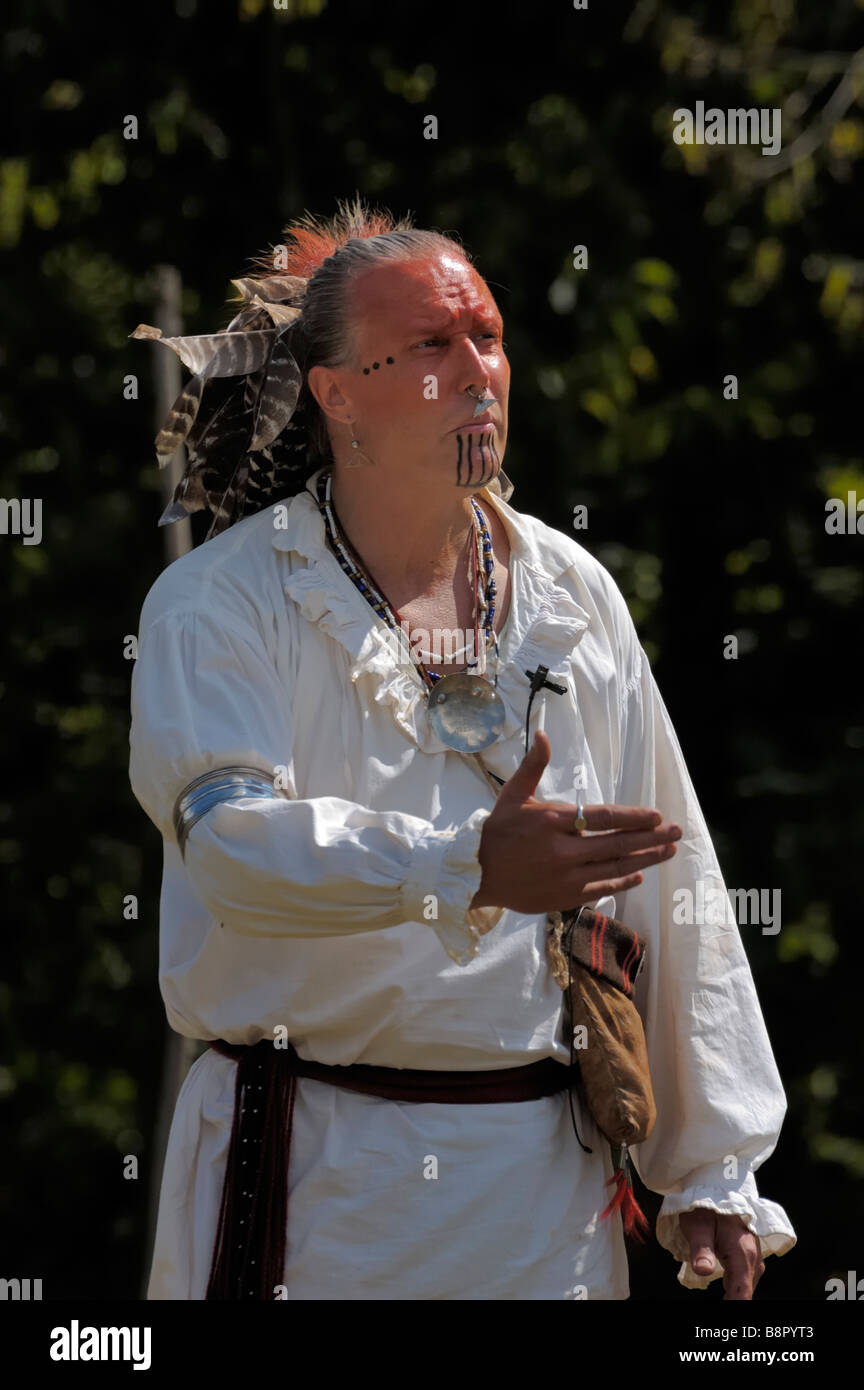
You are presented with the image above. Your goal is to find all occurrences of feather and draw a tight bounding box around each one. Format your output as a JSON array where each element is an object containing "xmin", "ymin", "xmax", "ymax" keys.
[
  {"xmin": 205, "ymin": 456, "xmax": 251, "ymax": 540},
  {"xmin": 230, "ymin": 274, "xmax": 307, "ymax": 305},
  {"xmin": 130, "ymin": 323, "xmax": 278, "ymax": 378},
  {"xmin": 250, "ymin": 296, "xmax": 302, "ymax": 327},
  {"xmin": 244, "ymin": 366, "xmax": 266, "ymax": 413},
  {"xmin": 134, "ymin": 268, "xmax": 315, "ymax": 537},
  {"xmin": 160, "ymin": 380, "xmax": 252, "ymax": 523},
  {"xmin": 158, "ymin": 498, "xmax": 195, "ymax": 526},
  {"xmin": 186, "ymin": 376, "xmax": 240, "ymax": 455},
  {"xmin": 155, "ymin": 373, "xmax": 205, "ymax": 466},
  {"xmin": 250, "ymin": 334, "xmax": 302, "ymax": 450},
  {"xmin": 130, "ymin": 322, "xmax": 162, "ymax": 341},
  {"xmin": 599, "ymin": 1148, "xmax": 650, "ymax": 1243},
  {"xmin": 224, "ymin": 304, "xmax": 268, "ymax": 334},
  {"xmin": 158, "ymin": 464, "xmax": 212, "ymax": 523},
  {"xmin": 190, "ymin": 380, "xmax": 252, "ymax": 469}
]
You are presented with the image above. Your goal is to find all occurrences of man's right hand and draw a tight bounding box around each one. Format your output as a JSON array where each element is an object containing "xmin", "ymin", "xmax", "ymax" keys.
[{"xmin": 469, "ymin": 730, "xmax": 681, "ymax": 918}]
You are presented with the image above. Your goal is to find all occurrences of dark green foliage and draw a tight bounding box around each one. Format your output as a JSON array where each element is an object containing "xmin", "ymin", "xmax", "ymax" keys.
[{"xmin": 1, "ymin": 0, "xmax": 860, "ymax": 1299}]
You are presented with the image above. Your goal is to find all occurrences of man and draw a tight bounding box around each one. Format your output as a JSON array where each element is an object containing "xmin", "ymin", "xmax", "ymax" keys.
[{"xmin": 129, "ymin": 198, "xmax": 795, "ymax": 1300}]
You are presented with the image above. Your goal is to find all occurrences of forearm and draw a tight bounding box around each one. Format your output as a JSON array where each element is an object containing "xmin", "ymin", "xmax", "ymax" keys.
[
  {"xmin": 128, "ymin": 607, "xmax": 503, "ymax": 961},
  {"xmin": 182, "ymin": 793, "xmax": 499, "ymax": 962}
]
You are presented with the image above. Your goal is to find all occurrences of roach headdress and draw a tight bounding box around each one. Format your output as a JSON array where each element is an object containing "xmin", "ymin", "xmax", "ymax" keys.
[{"xmin": 131, "ymin": 272, "xmax": 317, "ymax": 540}]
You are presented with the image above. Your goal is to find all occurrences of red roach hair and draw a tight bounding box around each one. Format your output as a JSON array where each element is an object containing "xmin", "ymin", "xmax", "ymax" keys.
[{"xmin": 251, "ymin": 193, "xmax": 414, "ymax": 281}]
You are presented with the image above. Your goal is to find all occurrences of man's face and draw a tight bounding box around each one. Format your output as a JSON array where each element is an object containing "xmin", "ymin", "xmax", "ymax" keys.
[{"xmin": 335, "ymin": 252, "xmax": 510, "ymax": 490}]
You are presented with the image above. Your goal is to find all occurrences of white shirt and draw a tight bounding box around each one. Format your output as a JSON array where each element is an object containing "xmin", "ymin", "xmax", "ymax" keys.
[{"xmin": 129, "ymin": 466, "xmax": 796, "ymax": 1299}]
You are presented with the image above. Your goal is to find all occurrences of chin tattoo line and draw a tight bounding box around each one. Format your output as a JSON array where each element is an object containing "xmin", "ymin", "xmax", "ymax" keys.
[{"xmin": 455, "ymin": 430, "xmax": 499, "ymax": 487}]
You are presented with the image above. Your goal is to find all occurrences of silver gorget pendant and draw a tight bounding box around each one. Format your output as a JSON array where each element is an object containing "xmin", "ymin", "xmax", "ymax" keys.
[{"xmin": 426, "ymin": 672, "xmax": 507, "ymax": 752}]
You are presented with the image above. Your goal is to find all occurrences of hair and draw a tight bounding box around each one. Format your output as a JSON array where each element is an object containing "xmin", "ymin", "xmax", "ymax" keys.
[{"xmin": 248, "ymin": 194, "xmax": 474, "ymax": 466}]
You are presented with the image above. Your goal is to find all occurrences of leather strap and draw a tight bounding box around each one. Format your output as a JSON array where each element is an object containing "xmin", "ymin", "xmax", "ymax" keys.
[{"xmin": 205, "ymin": 1038, "xmax": 578, "ymax": 1299}]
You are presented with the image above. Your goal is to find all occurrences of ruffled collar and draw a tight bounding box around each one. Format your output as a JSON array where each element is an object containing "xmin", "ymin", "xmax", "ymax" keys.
[{"xmin": 271, "ymin": 468, "xmax": 591, "ymax": 754}]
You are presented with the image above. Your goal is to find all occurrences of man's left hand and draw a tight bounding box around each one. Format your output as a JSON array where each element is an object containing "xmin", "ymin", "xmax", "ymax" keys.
[{"xmin": 679, "ymin": 1209, "xmax": 765, "ymax": 1300}]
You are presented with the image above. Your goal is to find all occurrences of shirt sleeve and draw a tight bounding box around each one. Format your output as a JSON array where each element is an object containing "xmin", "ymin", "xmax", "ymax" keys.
[
  {"xmin": 129, "ymin": 605, "xmax": 499, "ymax": 966},
  {"xmin": 613, "ymin": 640, "xmax": 797, "ymax": 1290}
]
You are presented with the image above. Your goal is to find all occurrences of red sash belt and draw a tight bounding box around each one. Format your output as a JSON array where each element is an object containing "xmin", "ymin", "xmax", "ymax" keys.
[{"xmin": 205, "ymin": 1037, "xmax": 579, "ymax": 1300}]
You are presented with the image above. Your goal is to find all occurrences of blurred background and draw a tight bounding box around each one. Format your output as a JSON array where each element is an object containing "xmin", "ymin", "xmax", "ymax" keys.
[{"xmin": 1, "ymin": 0, "xmax": 861, "ymax": 1300}]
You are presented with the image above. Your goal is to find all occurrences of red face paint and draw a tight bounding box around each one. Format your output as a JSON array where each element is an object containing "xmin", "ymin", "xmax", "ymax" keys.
[{"xmin": 342, "ymin": 253, "xmax": 510, "ymax": 485}]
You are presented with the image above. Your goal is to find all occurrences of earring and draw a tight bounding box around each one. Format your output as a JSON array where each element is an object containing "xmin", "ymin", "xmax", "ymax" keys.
[{"xmin": 345, "ymin": 423, "xmax": 376, "ymax": 467}]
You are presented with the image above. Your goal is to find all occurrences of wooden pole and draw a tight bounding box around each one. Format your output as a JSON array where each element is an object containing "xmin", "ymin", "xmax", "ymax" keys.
[
  {"xmin": 141, "ymin": 265, "xmax": 202, "ymax": 1296},
  {"xmin": 153, "ymin": 265, "xmax": 192, "ymax": 562}
]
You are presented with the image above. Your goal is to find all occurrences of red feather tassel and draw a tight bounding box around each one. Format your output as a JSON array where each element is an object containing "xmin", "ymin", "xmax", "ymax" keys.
[{"xmin": 600, "ymin": 1148, "xmax": 651, "ymax": 1243}]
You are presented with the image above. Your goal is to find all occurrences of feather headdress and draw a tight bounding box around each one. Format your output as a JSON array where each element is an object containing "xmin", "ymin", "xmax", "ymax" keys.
[
  {"xmin": 131, "ymin": 272, "xmax": 315, "ymax": 539},
  {"xmin": 132, "ymin": 196, "xmax": 514, "ymax": 537}
]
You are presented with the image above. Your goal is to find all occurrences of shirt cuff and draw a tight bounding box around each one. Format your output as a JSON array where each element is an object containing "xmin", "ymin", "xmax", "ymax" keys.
[
  {"xmin": 655, "ymin": 1166, "xmax": 797, "ymax": 1289},
  {"xmin": 401, "ymin": 807, "xmax": 501, "ymax": 966}
]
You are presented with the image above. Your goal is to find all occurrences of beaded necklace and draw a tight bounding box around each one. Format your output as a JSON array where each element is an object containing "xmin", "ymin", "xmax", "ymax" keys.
[
  {"xmin": 316, "ymin": 467, "xmax": 501, "ymax": 687},
  {"xmin": 315, "ymin": 467, "xmax": 508, "ymax": 751}
]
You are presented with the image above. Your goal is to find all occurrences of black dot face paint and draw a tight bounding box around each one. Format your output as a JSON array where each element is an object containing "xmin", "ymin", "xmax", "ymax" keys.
[
  {"xmin": 454, "ymin": 429, "xmax": 500, "ymax": 488},
  {"xmin": 361, "ymin": 355, "xmax": 397, "ymax": 374}
]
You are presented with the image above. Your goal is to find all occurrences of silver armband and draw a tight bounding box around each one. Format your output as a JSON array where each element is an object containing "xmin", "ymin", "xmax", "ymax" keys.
[{"xmin": 172, "ymin": 765, "xmax": 290, "ymax": 859}]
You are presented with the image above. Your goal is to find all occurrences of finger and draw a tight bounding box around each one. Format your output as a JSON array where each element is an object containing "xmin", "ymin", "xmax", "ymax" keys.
[
  {"xmin": 722, "ymin": 1256, "xmax": 757, "ymax": 1301},
  {"xmin": 718, "ymin": 1224, "xmax": 762, "ymax": 1302},
  {"xmin": 543, "ymin": 803, "xmax": 664, "ymax": 833},
  {"xmin": 554, "ymin": 822, "xmax": 683, "ymax": 863},
  {"xmin": 692, "ymin": 1248, "xmax": 717, "ymax": 1278},
  {"xmin": 561, "ymin": 843, "xmax": 678, "ymax": 895},
  {"xmin": 573, "ymin": 871, "xmax": 645, "ymax": 900},
  {"xmin": 680, "ymin": 1210, "xmax": 717, "ymax": 1277},
  {"xmin": 498, "ymin": 731, "xmax": 551, "ymax": 805}
]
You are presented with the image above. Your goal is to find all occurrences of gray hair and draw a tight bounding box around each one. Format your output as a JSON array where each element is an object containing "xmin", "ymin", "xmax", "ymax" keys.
[{"xmin": 292, "ymin": 228, "xmax": 473, "ymax": 464}]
